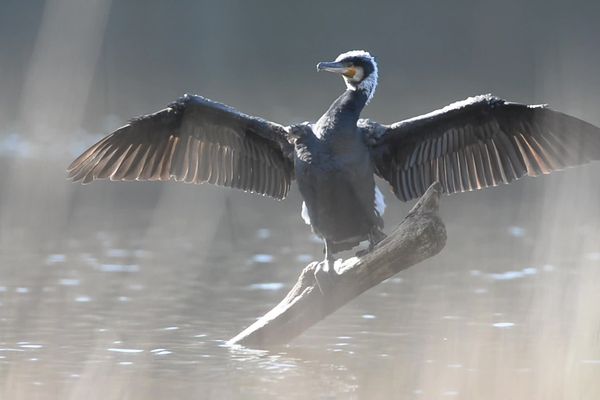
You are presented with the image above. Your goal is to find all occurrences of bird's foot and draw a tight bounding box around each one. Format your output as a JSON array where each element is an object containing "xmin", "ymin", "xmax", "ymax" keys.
[
  {"xmin": 355, "ymin": 230, "xmax": 386, "ymax": 258},
  {"xmin": 313, "ymin": 259, "xmax": 339, "ymax": 294}
]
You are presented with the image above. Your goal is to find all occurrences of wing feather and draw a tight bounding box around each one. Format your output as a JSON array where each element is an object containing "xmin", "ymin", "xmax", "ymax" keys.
[
  {"xmin": 68, "ymin": 94, "xmax": 294, "ymax": 200},
  {"xmin": 363, "ymin": 94, "xmax": 600, "ymax": 201}
]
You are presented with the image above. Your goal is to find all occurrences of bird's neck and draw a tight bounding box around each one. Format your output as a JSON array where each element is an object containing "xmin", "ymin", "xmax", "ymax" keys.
[{"xmin": 315, "ymin": 89, "xmax": 369, "ymax": 138}]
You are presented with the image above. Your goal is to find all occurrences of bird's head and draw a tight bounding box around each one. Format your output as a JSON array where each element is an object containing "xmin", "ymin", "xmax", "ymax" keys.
[{"xmin": 317, "ymin": 50, "xmax": 378, "ymax": 103}]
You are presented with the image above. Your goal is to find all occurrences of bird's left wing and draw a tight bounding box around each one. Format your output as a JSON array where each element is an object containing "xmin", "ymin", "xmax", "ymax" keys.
[
  {"xmin": 362, "ymin": 94, "xmax": 600, "ymax": 201},
  {"xmin": 68, "ymin": 94, "xmax": 295, "ymax": 200}
]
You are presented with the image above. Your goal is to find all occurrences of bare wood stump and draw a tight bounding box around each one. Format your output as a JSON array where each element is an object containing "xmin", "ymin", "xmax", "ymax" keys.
[{"xmin": 227, "ymin": 182, "xmax": 447, "ymax": 348}]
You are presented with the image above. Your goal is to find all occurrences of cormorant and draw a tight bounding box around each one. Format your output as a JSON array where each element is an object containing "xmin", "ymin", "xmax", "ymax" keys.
[{"xmin": 68, "ymin": 50, "xmax": 600, "ymax": 277}]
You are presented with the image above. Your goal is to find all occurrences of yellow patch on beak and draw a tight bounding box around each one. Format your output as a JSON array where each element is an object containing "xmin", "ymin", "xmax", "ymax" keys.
[{"xmin": 343, "ymin": 67, "xmax": 356, "ymax": 78}]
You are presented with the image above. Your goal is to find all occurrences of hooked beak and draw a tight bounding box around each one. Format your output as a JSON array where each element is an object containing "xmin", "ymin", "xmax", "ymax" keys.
[{"xmin": 316, "ymin": 61, "xmax": 350, "ymax": 74}]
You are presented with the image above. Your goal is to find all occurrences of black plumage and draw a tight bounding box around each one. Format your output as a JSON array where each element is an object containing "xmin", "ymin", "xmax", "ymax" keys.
[
  {"xmin": 363, "ymin": 95, "xmax": 600, "ymax": 201},
  {"xmin": 68, "ymin": 94, "xmax": 294, "ymax": 199},
  {"xmin": 68, "ymin": 50, "xmax": 600, "ymax": 265},
  {"xmin": 292, "ymin": 89, "xmax": 384, "ymax": 257}
]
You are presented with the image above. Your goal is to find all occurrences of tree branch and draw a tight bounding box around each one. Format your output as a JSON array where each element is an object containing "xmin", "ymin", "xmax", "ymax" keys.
[{"xmin": 227, "ymin": 182, "xmax": 447, "ymax": 348}]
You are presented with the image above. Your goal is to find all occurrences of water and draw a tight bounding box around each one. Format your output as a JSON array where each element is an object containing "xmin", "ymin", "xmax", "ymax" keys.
[{"xmin": 0, "ymin": 159, "xmax": 598, "ymax": 400}]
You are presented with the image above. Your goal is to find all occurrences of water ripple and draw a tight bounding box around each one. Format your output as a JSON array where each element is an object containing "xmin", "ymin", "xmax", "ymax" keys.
[
  {"xmin": 492, "ymin": 322, "xmax": 515, "ymax": 328},
  {"xmin": 247, "ymin": 282, "xmax": 284, "ymax": 291},
  {"xmin": 251, "ymin": 254, "xmax": 274, "ymax": 264},
  {"xmin": 97, "ymin": 264, "xmax": 140, "ymax": 273},
  {"xmin": 256, "ymin": 228, "xmax": 271, "ymax": 239},
  {"xmin": 507, "ymin": 226, "xmax": 526, "ymax": 237},
  {"xmin": 46, "ymin": 254, "xmax": 66, "ymax": 265},
  {"xmin": 59, "ymin": 278, "xmax": 80, "ymax": 286},
  {"xmin": 162, "ymin": 326, "xmax": 179, "ymax": 331},
  {"xmin": 106, "ymin": 249, "xmax": 130, "ymax": 258},
  {"xmin": 19, "ymin": 344, "xmax": 43, "ymax": 349},
  {"xmin": 489, "ymin": 267, "xmax": 537, "ymax": 281},
  {"xmin": 107, "ymin": 348, "xmax": 144, "ymax": 353}
]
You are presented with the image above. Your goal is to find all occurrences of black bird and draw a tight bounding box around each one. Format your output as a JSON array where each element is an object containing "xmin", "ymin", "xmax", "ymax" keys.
[{"xmin": 68, "ymin": 50, "xmax": 600, "ymax": 276}]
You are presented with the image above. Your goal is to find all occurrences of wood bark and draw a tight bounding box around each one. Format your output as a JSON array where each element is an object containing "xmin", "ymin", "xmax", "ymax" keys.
[{"xmin": 227, "ymin": 182, "xmax": 447, "ymax": 348}]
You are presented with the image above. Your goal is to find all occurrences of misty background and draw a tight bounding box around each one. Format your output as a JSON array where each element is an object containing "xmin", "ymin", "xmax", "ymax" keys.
[{"xmin": 0, "ymin": 0, "xmax": 599, "ymax": 399}]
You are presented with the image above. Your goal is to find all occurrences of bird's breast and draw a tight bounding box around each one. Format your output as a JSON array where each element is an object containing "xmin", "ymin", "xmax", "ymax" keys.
[{"xmin": 294, "ymin": 136, "xmax": 369, "ymax": 173}]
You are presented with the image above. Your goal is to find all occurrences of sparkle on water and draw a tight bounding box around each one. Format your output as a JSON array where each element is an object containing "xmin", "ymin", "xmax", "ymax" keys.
[
  {"xmin": 247, "ymin": 282, "xmax": 285, "ymax": 291},
  {"xmin": 59, "ymin": 278, "xmax": 80, "ymax": 286},
  {"xmin": 489, "ymin": 266, "xmax": 541, "ymax": 281},
  {"xmin": 106, "ymin": 248, "xmax": 130, "ymax": 258},
  {"xmin": 507, "ymin": 226, "xmax": 526, "ymax": 237},
  {"xmin": 46, "ymin": 254, "xmax": 66, "ymax": 264},
  {"xmin": 19, "ymin": 344, "xmax": 43, "ymax": 349},
  {"xmin": 162, "ymin": 326, "xmax": 179, "ymax": 331},
  {"xmin": 107, "ymin": 348, "xmax": 144, "ymax": 353},
  {"xmin": 256, "ymin": 228, "xmax": 271, "ymax": 239},
  {"xmin": 251, "ymin": 254, "xmax": 274, "ymax": 263},
  {"xmin": 97, "ymin": 264, "xmax": 140, "ymax": 273},
  {"xmin": 493, "ymin": 322, "xmax": 515, "ymax": 328}
]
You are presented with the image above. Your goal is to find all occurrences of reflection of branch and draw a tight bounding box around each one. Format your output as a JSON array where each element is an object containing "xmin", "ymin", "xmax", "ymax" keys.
[{"xmin": 228, "ymin": 182, "xmax": 447, "ymax": 348}]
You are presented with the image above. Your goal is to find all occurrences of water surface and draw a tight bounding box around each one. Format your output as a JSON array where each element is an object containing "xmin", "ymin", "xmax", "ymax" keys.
[{"xmin": 1, "ymin": 159, "xmax": 599, "ymax": 399}]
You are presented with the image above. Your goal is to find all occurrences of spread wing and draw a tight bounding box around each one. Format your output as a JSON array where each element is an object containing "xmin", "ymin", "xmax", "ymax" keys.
[
  {"xmin": 68, "ymin": 94, "xmax": 295, "ymax": 200},
  {"xmin": 362, "ymin": 95, "xmax": 600, "ymax": 201}
]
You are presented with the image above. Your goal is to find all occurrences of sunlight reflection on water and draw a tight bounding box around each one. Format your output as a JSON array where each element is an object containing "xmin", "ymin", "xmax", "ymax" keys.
[
  {"xmin": 107, "ymin": 348, "xmax": 144, "ymax": 353},
  {"xmin": 492, "ymin": 322, "xmax": 515, "ymax": 328},
  {"xmin": 97, "ymin": 264, "xmax": 140, "ymax": 273},
  {"xmin": 59, "ymin": 278, "xmax": 80, "ymax": 286},
  {"xmin": 247, "ymin": 282, "xmax": 285, "ymax": 291},
  {"xmin": 251, "ymin": 254, "xmax": 275, "ymax": 263}
]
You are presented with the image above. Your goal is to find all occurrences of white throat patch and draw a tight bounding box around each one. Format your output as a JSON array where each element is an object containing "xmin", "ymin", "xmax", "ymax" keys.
[{"xmin": 335, "ymin": 50, "xmax": 378, "ymax": 104}]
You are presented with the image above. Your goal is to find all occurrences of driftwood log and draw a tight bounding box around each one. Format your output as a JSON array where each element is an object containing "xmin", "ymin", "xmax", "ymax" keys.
[{"xmin": 227, "ymin": 182, "xmax": 447, "ymax": 348}]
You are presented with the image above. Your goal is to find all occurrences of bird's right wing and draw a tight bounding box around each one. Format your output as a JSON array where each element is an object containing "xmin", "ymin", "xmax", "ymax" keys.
[
  {"xmin": 362, "ymin": 95, "xmax": 600, "ymax": 201},
  {"xmin": 68, "ymin": 94, "xmax": 295, "ymax": 200}
]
